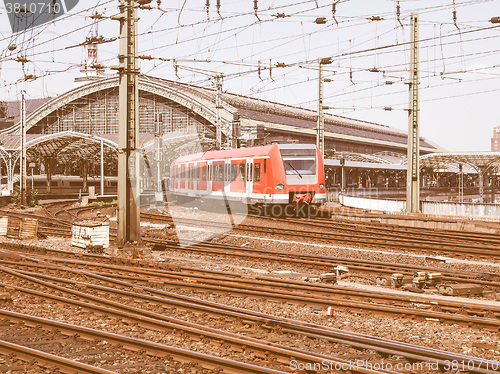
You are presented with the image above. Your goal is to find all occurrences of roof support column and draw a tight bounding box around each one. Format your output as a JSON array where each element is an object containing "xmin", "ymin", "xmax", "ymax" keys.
[
  {"xmin": 7, "ymin": 154, "xmax": 13, "ymax": 193},
  {"xmin": 82, "ymin": 162, "xmax": 88, "ymax": 193},
  {"xmin": 43, "ymin": 157, "xmax": 56, "ymax": 195},
  {"xmin": 478, "ymin": 169, "xmax": 485, "ymax": 204},
  {"xmin": 100, "ymin": 139, "xmax": 104, "ymax": 196}
]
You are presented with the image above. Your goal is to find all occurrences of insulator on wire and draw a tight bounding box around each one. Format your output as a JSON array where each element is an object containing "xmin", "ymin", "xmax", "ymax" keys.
[
  {"xmin": 206, "ymin": 0, "xmax": 209, "ymax": 18},
  {"xmin": 332, "ymin": 1, "xmax": 338, "ymax": 24},
  {"xmin": 254, "ymin": 0, "xmax": 260, "ymax": 21},
  {"xmin": 216, "ymin": 0, "xmax": 220, "ymax": 16},
  {"xmin": 396, "ymin": 1, "xmax": 402, "ymax": 27},
  {"xmin": 452, "ymin": 0, "xmax": 459, "ymax": 29}
]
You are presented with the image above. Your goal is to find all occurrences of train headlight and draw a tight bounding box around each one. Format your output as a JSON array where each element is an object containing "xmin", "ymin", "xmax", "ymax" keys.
[
  {"xmin": 276, "ymin": 183, "xmax": 285, "ymax": 190},
  {"xmin": 319, "ymin": 183, "xmax": 325, "ymax": 190}
]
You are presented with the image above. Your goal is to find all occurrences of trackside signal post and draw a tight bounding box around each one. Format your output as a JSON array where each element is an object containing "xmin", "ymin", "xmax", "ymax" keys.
[
  {"xmin": 113, "ymin": 0, "xmax": 141, "ymax": 245},
  {"xmin": 406, "ymin": 13, "xmax": 420, "ymax": 213}
]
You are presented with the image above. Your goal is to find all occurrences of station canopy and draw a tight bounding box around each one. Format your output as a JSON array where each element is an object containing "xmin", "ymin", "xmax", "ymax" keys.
[
  {"xmin": 0, "ymin": 130, "xmax": 200, "ymax": 165},
  {"xmin": 419, "ymin": 152, "xmax": 500, "ymax": 173}
]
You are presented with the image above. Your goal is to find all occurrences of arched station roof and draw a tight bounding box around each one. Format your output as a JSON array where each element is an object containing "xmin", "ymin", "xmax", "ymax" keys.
[
  {"xmin": 325, "ymin": 152, "xmax": 393, "ymax": 164},
  {"xmin": 1, "ymin": 76, "xmax": 226, "ymax": 135},
  {"xmin": 0, "ymin": 130, "xmax": 202, "ymax": 170},
  {"xmin": 419, "ymin": 152, "xmax": 500, "ymax": 173},
  {"xmin": 1, "ymin": 74, "xmax": 444, "ymax": 155}
]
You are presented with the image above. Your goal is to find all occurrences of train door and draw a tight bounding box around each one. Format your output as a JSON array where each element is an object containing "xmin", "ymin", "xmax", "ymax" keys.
[
  {"xmin": 212, "ymin": 161, "xmax": 225, "ymax": 192},
  {"xmin": 224, "ymin": 161, "xmax": 230, "ymax": 197},
  {"xmin": 252, "ymin": 157, "xmax": 267, "ymax": 195},
  {"xmin": 198, "ymin": 162, "xmax": 208, "ymax": 194},
  {"xmin": 172, "ymin": 166, "xmax": 177, "ymax": 191},
  {"xmin": 246, "ymin": 157, "xmax": 253, "ymax": 200},
  {"xmin": 180, "ymin": 165, "xmax": 185, "ymax": 190},
  {"xmin": 230, "ymin": 159, "xmax": 246, "ymax": 199},
  {"xmin": 188, "ymin": 163, "xmax": 194, "ymax": 190}
]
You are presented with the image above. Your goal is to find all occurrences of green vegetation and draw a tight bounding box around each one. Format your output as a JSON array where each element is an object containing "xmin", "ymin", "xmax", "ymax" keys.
[{"xmin": 11, "ymin": 188, "xmax": 39, "ymax": 207}]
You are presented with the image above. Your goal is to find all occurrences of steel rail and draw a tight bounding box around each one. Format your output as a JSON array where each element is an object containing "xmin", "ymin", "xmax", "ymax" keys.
[
  {"xmin": 4, "ymin": 255, "xmax": 498, "ymax": 320},
  {"xmin": 140, "ymin": 212, "xmax": 500, "ymax": 259},
  {"xmin": 0, "ymin": 308, "xmax": 288, "ymax": 374},
  {"xmin": 142, "ymin": 239, "xmax": 500, "ymax": 286},
  {"xmin": 16, "ymin": 263, "xmax": 497, "ymax": 330},
  {"xmin": 0, "ymin": 339, "xmax": 117, "ymax": 374},
  {"xmin": 141, "ymin": 209, "xmax": 500, "ymax": 247},
  {"xmin": 3, "ymin": 264, "xmax": 498, "ymax": 374},
  {"xmin": 2, "ymin": 237, "xmax": 499, "ymax": 289},
  {"xmin": 0, "ymin": 269, "xmax": 390, "ymax": 374}
]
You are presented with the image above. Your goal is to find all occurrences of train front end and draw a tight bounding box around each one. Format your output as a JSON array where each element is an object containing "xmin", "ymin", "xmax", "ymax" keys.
[{"xmin": 274, "ymin": 144, "xmax": 327, "ymax": 210}]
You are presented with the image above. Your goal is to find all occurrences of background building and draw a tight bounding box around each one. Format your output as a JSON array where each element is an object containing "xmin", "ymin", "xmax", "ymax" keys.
[{"xmin": 491, "ymin": 126, "xmax": 500, "ymax": 151}]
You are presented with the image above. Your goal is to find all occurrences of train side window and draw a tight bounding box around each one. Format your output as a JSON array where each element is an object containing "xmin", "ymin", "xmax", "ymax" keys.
[
  {"xmin": 226, "ymin": 164, "xmax": 230, "ymax": 181},
  {"xmin": 218, "ymin": 164, "xmax": 224, "ymax": 181},
  {"xmin": 240, "ymin": 163, "xmax": 245, "ymax": 181},
  {"xmin": 254, "ymin": 163, "xmax": 261, "ymax": 182},
  {"xmin": 231, "ymin": 164, "xmax": 237, "ymax": 181},
  {"xmin": 264, "ymin": 159, "xmax": 267, "ymax": 173},
  {"xmin": 202, "ymin": 165, "xmax": 207, "ymax": 181},
  {"xmin": 250, "ymin": 163, "xmax": 253, "ymax": 181},
  {"xmin": 213, "ymin": 164, "xmax": 218, "ymax": 181}
]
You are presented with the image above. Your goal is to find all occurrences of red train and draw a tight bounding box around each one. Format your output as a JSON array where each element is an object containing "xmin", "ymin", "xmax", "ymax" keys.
[{"xmin": 170, "ymin": 144, "xmax": 326, "ymax": 215}]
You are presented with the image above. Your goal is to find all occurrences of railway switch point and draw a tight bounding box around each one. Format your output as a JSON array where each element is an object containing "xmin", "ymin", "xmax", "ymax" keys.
[
  {"xmin": 438, "ymin": 283, "xmax": 483, "ymax": 297},
  {"xmin": 320, "ymin": 273, "xmax": 337, "ymax": 284},
  {"xmin": 334, "ymin": 265, "xmax": 349, "ymax": 278},
  {"xmin": 391, "ymin": 273, "xmax": 405, "ymax": 288},
  {"xmin": 376, "ymin": 275, "xmax": 389, "ymax": 286}
]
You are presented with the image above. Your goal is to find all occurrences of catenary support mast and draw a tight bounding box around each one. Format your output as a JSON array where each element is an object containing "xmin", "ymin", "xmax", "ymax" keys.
[
  {"xmin": 115, "ymin": 0, "xmax": 141, "ymax": 245},
  {"xmin": 406, "ymin": 13, "xmax": 420, "ymax": 213}
]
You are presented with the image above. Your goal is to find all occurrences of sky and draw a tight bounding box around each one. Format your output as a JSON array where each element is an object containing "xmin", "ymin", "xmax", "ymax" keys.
[{"xmin": 0, "ymin": 0, "xmax": 499, "ymax": 152}]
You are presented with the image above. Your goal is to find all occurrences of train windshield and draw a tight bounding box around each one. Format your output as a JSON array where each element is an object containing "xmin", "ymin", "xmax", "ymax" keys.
[{"xmin": 280, "ymin": 148, "xmax": 316, "ymax": 176}]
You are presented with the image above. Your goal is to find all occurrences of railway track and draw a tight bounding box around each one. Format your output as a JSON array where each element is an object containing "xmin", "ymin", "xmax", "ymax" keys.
[
  {"xmin": 2, "ymin": 251, "xmax": 500, "ymax": 328},
  {"xmin": 5, "ymin": 202, "xmax": 500, "ymax": 261},
  {"xmin": 0, "ymin": 252, "xmax": 498, "ymax": 373},
  {"xmin": 4, "ymin": 215, "xmax": 500, "ymax": 290},
  {"xmin": 140, "ymin": 211, "xmax": 500, "ymax": 260},
  {"xmin": 4, "ymin": 201, "xmax": 495, "ymax": 290},
  {"xmin": 0, "ymin": 309, "xmax": 285, "ymax": 374},
  {"xmin": 1, "ymin": 200, "xmax": 500, "ymax": 372}
]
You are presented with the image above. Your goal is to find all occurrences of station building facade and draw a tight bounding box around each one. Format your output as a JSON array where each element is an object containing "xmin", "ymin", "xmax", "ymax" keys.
[{"xmin": 0, "ymin": 74, "xmax": 445, "ymax": 194}]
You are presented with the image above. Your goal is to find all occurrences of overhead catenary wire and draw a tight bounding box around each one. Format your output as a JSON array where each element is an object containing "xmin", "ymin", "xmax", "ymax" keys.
[{"xmin": 0, "ymin": 0, "xmax": 498, "ymax": 122}]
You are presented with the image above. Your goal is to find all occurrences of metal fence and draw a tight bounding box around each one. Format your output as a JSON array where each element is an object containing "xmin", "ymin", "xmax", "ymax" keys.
[{"xmin": 339, "ymin": 193, "xmax": 500, "ymax": 219}]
